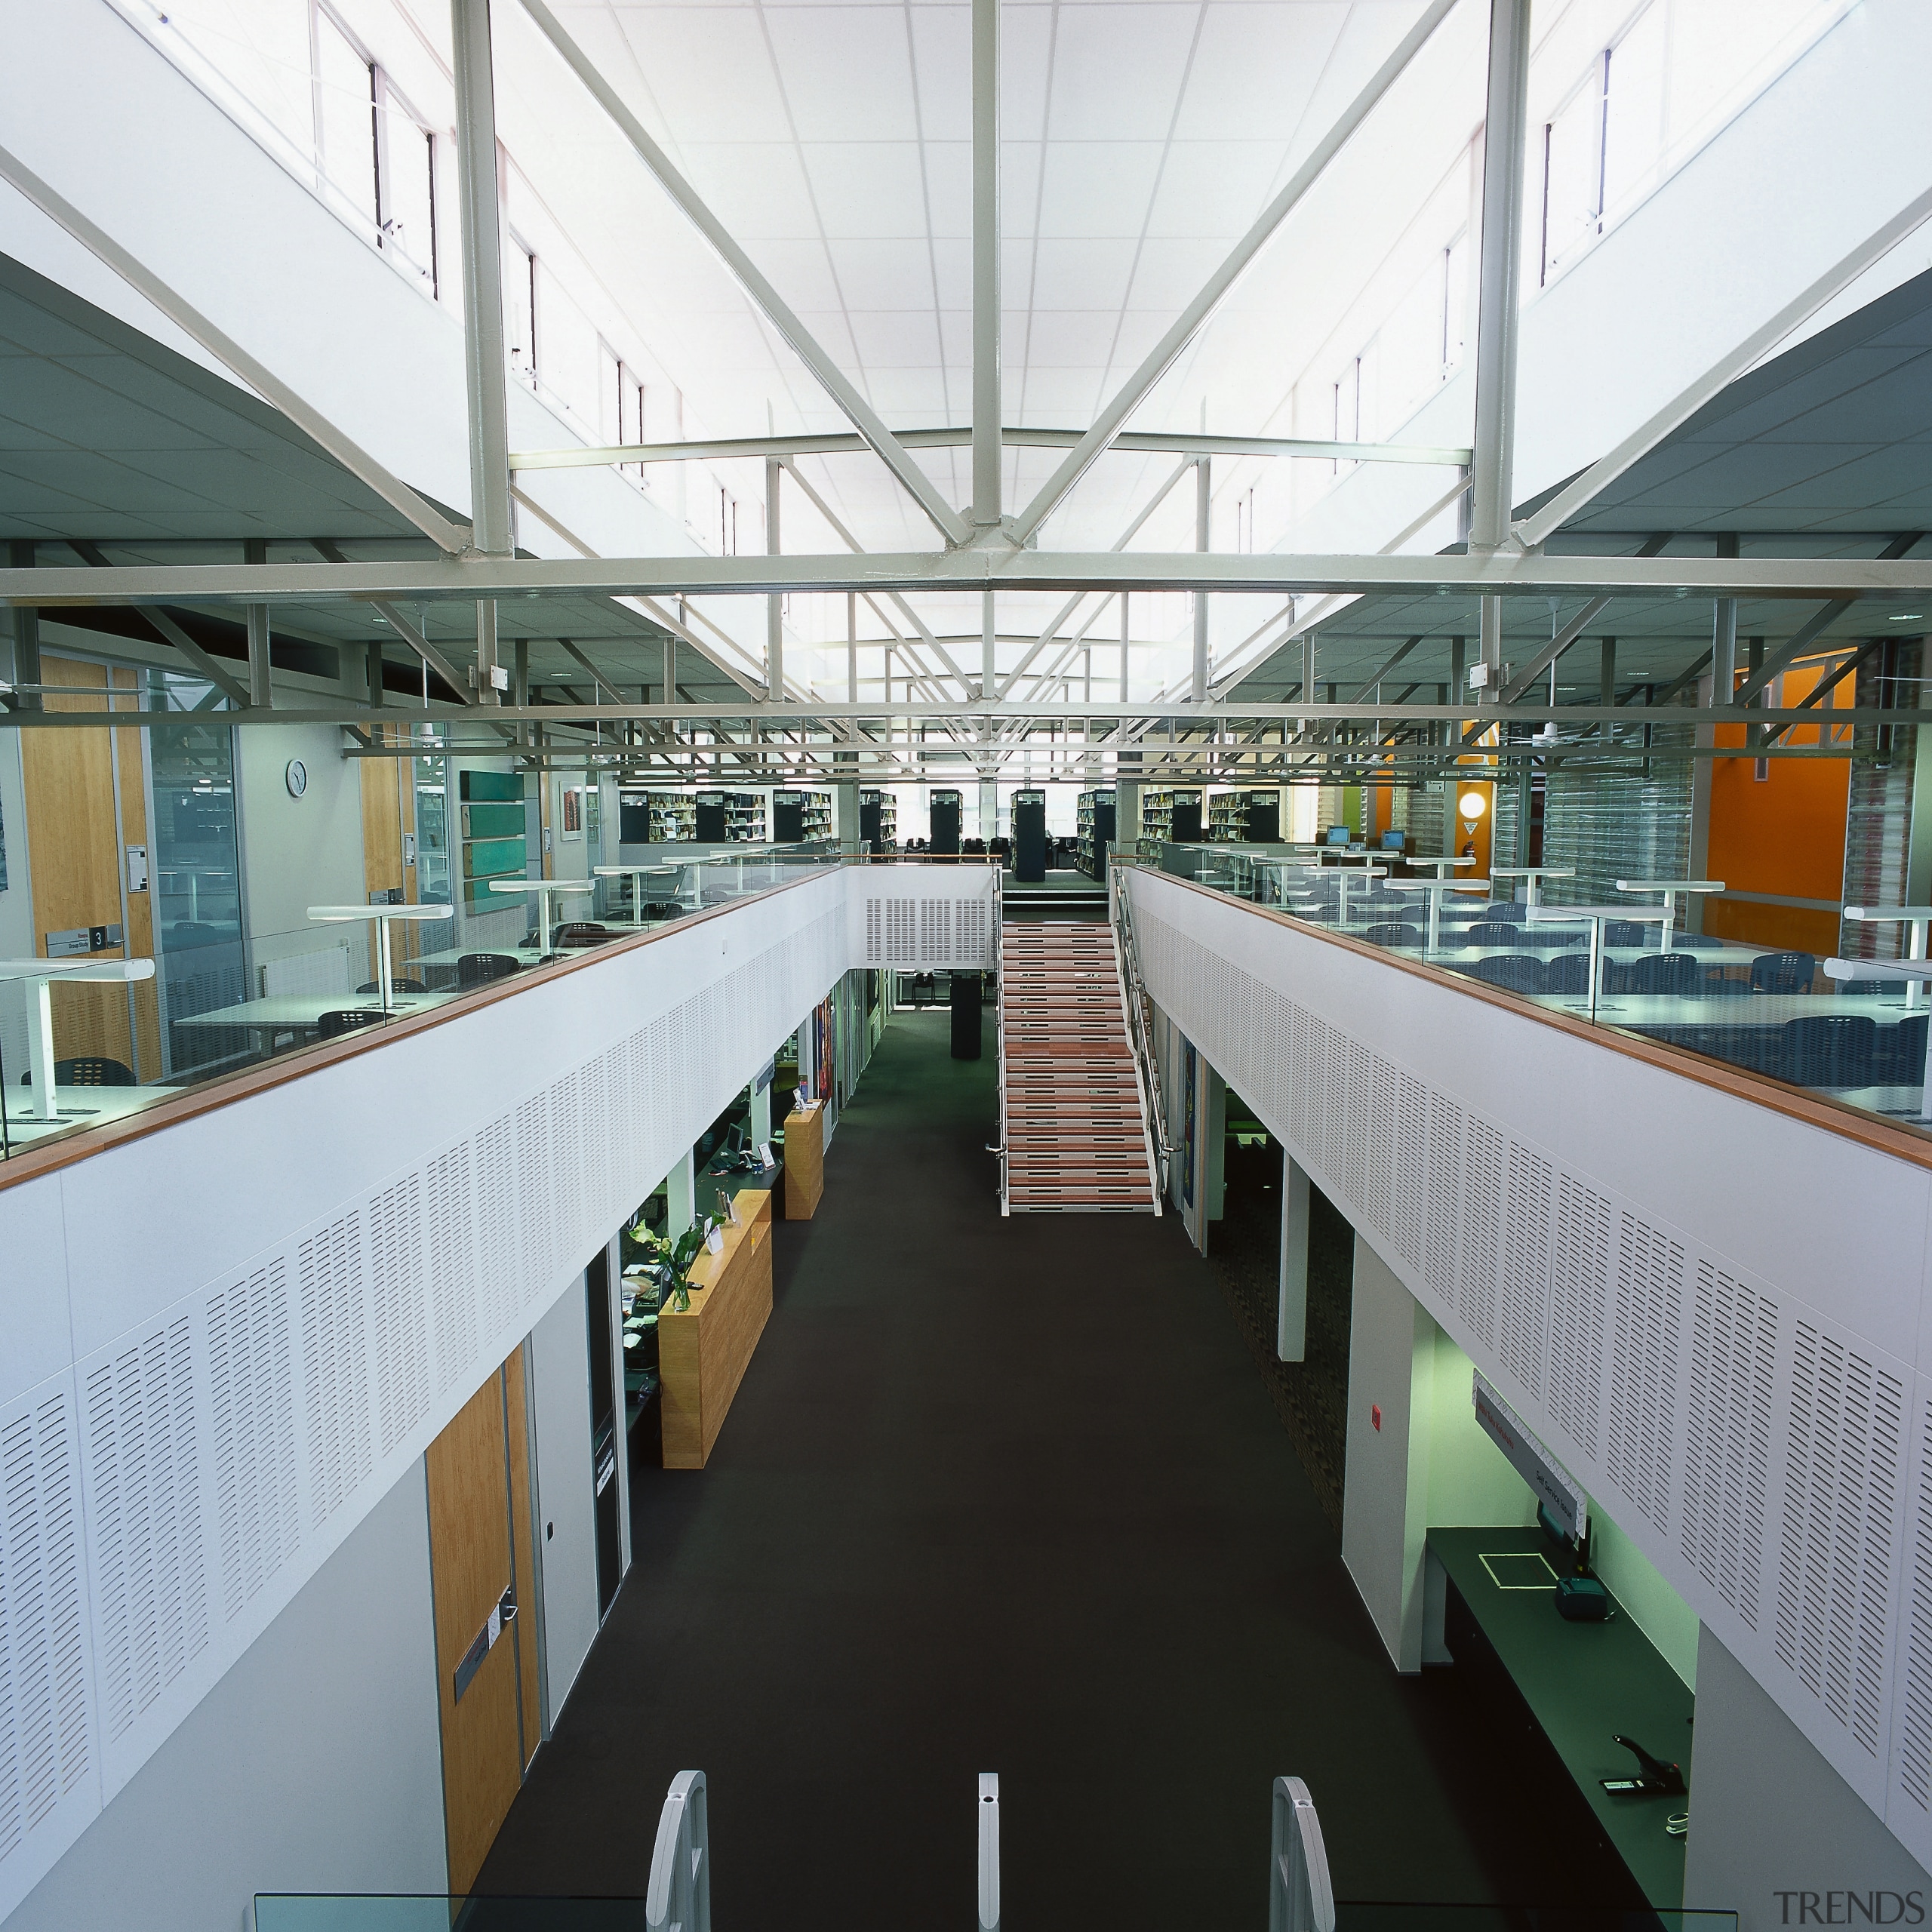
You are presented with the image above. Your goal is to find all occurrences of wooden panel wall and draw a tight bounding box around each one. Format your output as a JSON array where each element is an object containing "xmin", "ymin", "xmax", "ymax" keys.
[
  {"xmin": 426, "ymin": 1359, "xmax": 532, "ymax": 1895},
  {"xmin": 21, "ymin": 657, "xmax": 132, "ymax": 1069}
]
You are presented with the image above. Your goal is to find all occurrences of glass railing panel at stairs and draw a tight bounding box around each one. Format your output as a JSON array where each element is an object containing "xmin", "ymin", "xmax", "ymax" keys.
[{"xmin": 1111, "ymin": 860, "xmax": 1174, "ymax": 1203}]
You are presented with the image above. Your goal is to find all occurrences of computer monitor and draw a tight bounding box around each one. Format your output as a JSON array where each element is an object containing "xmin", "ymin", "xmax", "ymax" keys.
[
  {"xmin": 1380, "ymin": 830, "xmax": 1407, "ymax": 852},
  {"xmin": 1324, "ymin": 825, "xmax": 1352, "ymax": 847}
]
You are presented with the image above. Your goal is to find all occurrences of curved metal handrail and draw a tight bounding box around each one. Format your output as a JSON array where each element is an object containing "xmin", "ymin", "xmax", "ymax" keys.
[
  {"xmin": 1110, "ymin": 861, "xmax": 1172, "ymax": 1205},
  {"xmin": 1269, "ymin": 1776, "xmax": 1336, "ymax": 1932},
  {"xmin": 646, "ymin": 1770, "xmax": 712, "ymax": 1932},
  {"xmin": 978, "ymin": 1773, "xmax": 1000, "ymax": 1932}
]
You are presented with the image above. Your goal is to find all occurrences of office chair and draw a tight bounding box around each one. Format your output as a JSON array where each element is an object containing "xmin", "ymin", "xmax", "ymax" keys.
[
  {"xmin": 1780, "ymin": 1012, "xmax": 1877, "ymax": 1088},
  {"xmin": 358, "ymin": 978, "xmax": 427, "ymax": 995},
  {"xmin": 1361, "ymin": 921, "xmax": 1415, "ymax": 949},
  {"xmin": 20, "ymin": 1056, "xmax": 138, "ymax": 1088},
  {"xmin": 1540, "ymin": 953, "xmax": 1592, "ymax": 995},
  {"xmin": 1466, "ymin": 921, "xmax": 1521, "ymax": 949},
  {"xmin": 1752, "ymin": 950, "xmax": 1817, "ymax": 995},
  {"xmin": 1604, "ymin": 921, "xmax": 1651, "ymax": 948},
  {"xmin": 1889, "ymin": 1012, "xmax": 1928, "ymax": 1087},
  {"xmin": 315, "ymin": 1009, "xmax": 386, "ymax": 1041},
  {"xmin": 554, "ymin": 922, "xmax": 614, "ymax": 948},
  {"xmin": 1836, "ymin": 976, "xmax": 1909, "ymax": 997},
  {"xmin": 457, "ymin": 952, "xmax": 521, "ymax": 988},
  {"xmin": 1469, "ymin": 955, "xmax": 1541, "ymax": 993},
  {"xmin": 1628, "ymin": 952, "xmax": 1702, "ymax": 995}
]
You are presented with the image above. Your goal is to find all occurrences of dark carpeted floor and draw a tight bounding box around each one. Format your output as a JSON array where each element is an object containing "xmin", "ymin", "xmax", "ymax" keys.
[{"xmin": 477, "ymin": 1008, "xmax": 1644, "ymax": 1927}]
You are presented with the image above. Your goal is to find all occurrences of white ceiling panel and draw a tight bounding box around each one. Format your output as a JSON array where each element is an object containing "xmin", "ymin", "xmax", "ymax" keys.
[
  {"xmin": 1023, "ymin": 309, "xmax": 1129, "ymax": 369},
  {"xmin": 1045, "ymin": 5, "xmax": 1202, "ymax": 142},
  {"xmin": 909, "ymin": 5, "xmax": 974, "ymax": 141},
  {"xmin": 825, "ymin": 238, "xmax": 939, "ymax": 311},
  {"xmin": 804, "ymin": 143, "xmax": 937, "ymax": 237},
  {"xmin": 1124, "ymin": 236, "xmax": 1235, "ymax": 314},
  {"xmin": 846, "ymin": 311, "xmax": 946, "ymax": 368},
  {"xmin": 764, "ymin": 8, "xmax": 924, "ymax": 141},
  {"xmin": 1145, "ymin": 142, "xmax": 1293, "ymax": 238},
  {"xmin": 1035, "ymin": 142, "xmax": 1167, "ymax": 238},
  {"xmin": 677, "ymin": 143, "xmax": 823, "ymax": 238},
  {"xmin": 615, "ymin": 8, "xmax": 791, "ymax": 141},
  {"xmin": 740, "ymin": 238, "xmax": 848, "ymax": 314},
  {"xmin": 1171, "ymin": 3, "xmax": 1351, "ymax": 140},
  {"xmin": 1028, "ymin": 238, "xmax": 1141, "ymax": 312}
]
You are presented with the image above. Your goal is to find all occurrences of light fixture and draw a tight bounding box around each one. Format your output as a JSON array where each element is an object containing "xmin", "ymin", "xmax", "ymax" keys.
[
  {"xmin": 1458, "ymin": 789, "xmax": 1488, "ymax": 819},
  {"xmin": 1890, "ymin": 613, "xmax": 1924, "ymax": 622}
]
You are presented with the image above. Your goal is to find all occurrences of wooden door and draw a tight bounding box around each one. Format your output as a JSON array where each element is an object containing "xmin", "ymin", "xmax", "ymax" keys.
[
  {"xmin": 110, "ymin": 668, "xmax": 159, "ymax": 1078},
  {"xmin": 426, "ymin": 1350, "xmax": 538, "ymax": 1894},
  {"xmin": 20, "ymin": 656, "xmax": 133, "ymax": 1069}
]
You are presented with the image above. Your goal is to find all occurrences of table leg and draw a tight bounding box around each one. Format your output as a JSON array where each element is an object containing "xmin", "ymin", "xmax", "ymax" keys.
[
  {"xmin": 539, "ymin": 894, "xmax": 552, "ymax": 955},
  {"xmin": 1587, "ymin": 918, "xmax": 1604, "ymax": 1024},
  {"xmin": 1911, "ymin": 918, "xmax": 1927, "ymax": 1014},
  {"xmin": 1426, "ymin": 889, "xmax": 1441, "ymax": 957},
  {"xmin": 1661, "ymin": 891, "xmax": 1677, "ymax": 956},
  {"xmin": 27, "ymin": 979, "xmax": 59, "ymax": 1121},
  {"xmin": 377, "ymin": 916, "xmax": 395, "ymax": 1014},
  {"xmin": 1525, "ymin": 876, "xmax": 1540, "ymax": 906}
]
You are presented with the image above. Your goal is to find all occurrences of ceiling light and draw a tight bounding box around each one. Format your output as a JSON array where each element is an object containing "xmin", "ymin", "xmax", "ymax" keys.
[
  {"xmin": 1457, "ymin": 790, "xmax": 1488, "ymax": 819},
  {"xmin": 1890, "ymin": 613, "xmax": 1924, "ymax": 621}
]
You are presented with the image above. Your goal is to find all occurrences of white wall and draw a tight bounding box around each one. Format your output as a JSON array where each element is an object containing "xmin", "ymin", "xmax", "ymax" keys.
[
  {"xmin": 5, "ymin": 1460, "xmax": 445, "ymax": 1932},
  {"xmin": 1340, "ymin": 1241, "xmax": 1432, "ymax": 1672},
  {"xmin": 1123, "ymin": 864, "xmax": 1932, "ymax": 1867},
  {"xmin": 529, "ymin": 1281, "xmax": 598, "ymax": 1727},
  {"xmin": 1687, "ymin": 1627, "xmax": 1932, "ymax": 1927},
  {"xmin": 237, "ymin": 721, "xmax": 368, "ymax": 973}
]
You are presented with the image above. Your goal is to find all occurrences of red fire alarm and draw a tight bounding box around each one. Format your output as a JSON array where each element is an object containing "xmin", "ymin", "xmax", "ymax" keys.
[{"xmin": 1371, "ymin": 1403, "xmax": 1382, "ymax": 1432}]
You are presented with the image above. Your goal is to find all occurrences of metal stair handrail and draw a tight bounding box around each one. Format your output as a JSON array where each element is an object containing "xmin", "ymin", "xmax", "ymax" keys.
[
  {"xmin": 1109, "ymin": 860, "xmax": 1171, "ymax": 1210},
  {"xmin": 978, "ymin": 1773, "xmax": 1001, "ymax": 1932},
  {"xmin": 646, "ymin": 1770, "xmax": 711, "ymax": 1932},
  {"xmin": 1269, "ymin": 1777, "xmax": 1336, "ymax": 1932},
  {"xmin": 993, "ymin": 865, "xmax": 1010, "ymax": 1216}
]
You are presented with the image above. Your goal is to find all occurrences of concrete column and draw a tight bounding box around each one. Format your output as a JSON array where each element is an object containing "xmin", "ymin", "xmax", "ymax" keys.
[
  {"xmin": 666, "ymin": 1148, "xmax": 696, "ymax": 1239},
  {"xmin": 1277, "ymin": 1152, "xmax": 1310, "ymax": 1362},
  {"xmin": 1340, "ymin": 1242, "xmax": 1432, "ymax": 1672}
]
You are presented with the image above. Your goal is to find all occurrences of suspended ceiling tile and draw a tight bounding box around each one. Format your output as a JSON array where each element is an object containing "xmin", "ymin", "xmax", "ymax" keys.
[
  {"xmin": 1171, "ymin": 2, "xmax": 1350, "ymax": 141},
  {"xmin": 677, "ymin": 143, "xmax": 823, "ymax": 240},
  {"xmin": 1022, "ymin": 308, "xmax": 1127, "ymax": 370},
  {"xmin": 846, "ymin": 311, "xmax": 945, "ymax": 369},
  {"xmin": 1028, "ymin": 238, "xmax": 1140, "ymax": 313},
  {"xmin": 618, "ymin": 8, "xmax": 791, "ymax": 143},
  {"xmin": 764, "ymin": 8, "xmax": 923, "ymax": 142},
  {"xmin": 826, "ymin": 237, "xmax": 940, "ymax": 312},
  {"xmin": 804, "ymin": 143, "xmax": 935, "ymax": 238},
  {"xmin": 1035, "ymin": 141, "xmax": 1166, "ymax": 239},
  {"xmin": 1146, "ymin": 142, "xmax": 1291, "ymax": 238},
  {"xmin": 1045, "ymin": 3, "xmax": 1201, "ymax": 142}
]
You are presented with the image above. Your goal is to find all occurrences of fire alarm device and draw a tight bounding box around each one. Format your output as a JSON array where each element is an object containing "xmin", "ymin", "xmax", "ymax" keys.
[{"xmin": 1371, "ymin": 1404, "xmax": 1382, "ymax": 1432}]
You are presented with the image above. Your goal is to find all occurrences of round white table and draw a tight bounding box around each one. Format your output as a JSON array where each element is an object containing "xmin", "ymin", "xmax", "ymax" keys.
[
  {"xmin": 1844, "ymin": 905, "xmax": 1932, "ymax": 1011},
  {"xmin": 1491, "ymin": 866, "xmax": 1574, "ymax": 907},
  {"xmin": 1526, "ymin": 903, "xmax": 1666, "ymax": 1020},
  {"xmin": 1616, "ymin": 878, "xmax": 1725, "ymax": 957},
  {"xmin": 307, "ymin": 903, "xmax": 454, "ymax": 1013},
  {"xmin": 489, "ymin": 878, "xmax": 598, "ymax": 953}
]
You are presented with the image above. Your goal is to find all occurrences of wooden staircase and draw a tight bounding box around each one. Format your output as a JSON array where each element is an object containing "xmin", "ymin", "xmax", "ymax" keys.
[{"xmin": 998, "ymin": 921, "xmax": 1158, "ymax": 1213}]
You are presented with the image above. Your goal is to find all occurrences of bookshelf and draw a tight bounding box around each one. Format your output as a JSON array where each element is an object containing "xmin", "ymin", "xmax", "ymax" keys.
[
  {"xmin": 618, "ymin": 789, "xmax": 697, "ymax": 843},
  {"xmin": 695, "ymin": 791, "xmax": 769, "ymax": 842},
  {"xmin": 1208, "ymin": 789, "xmax": 1281, "ymax": 842},
  {"xmin": 1076, "ymin": 789, "xmax": 1116, "ymax": 880},
  {"xmin": 1137, "ymin": 788, "xmax": 1202, "ymax": 848},
  {"xmin": 771, "ymin": 790, "xmax": 834, "ymax": 843},
  {"xmin": 860, "ymin": 789, "xmax": 897, "ymax": 851}
]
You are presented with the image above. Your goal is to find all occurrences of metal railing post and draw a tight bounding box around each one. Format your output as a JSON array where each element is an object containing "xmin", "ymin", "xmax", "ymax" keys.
[
  {"xmin": 1109, "ymin": 860, "xmax": 1172, "ymax": 1209},
  {"xmin": 978, "ymin": 1773, "xmax": 1001, "ymax": 1932},
  {"xmin": 646, "ymin": 1770, "xmax": 711, "ymax": 1932},
  {"xmin": 993, "ymin": 862, "xmax": 1009, "ymax": 1214}
]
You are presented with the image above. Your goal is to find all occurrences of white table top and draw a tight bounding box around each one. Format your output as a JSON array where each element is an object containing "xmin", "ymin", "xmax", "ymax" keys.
[
  {"xmin": 1616, "ymin": 879, "xmax": 1724, "ymax": 894},
  {"xmin": 0, "ymin": 957, "xmax": 155, "ymax": 982},
  {"xmin": 1527, "ymin": 904, "xmax": 1666, "ymax": 923},
  {"xmin": 1522, "ymin": 992, "xmax": 1916, "ymax": 1025},
  {"xmin": 2, "ymin": 1084, "xmax": 171, "ymax": 1132},
  {"xmin": 306, "ymin": 904, "xmax": 454, "ymax": 922},
  {"xmin": 172, "ymin": 992, "xmax": 456, "ymax": 1031}
]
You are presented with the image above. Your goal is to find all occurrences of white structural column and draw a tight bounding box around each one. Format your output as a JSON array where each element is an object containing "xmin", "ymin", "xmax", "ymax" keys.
[
  {"xmin": 1278, "ymin": 1151, "xmax": 1311, "ymax": 1363},
  {"xmin": 245, "ymin": 538, "xmax": 272, "ymax": 708},
  {"xmin": 767, "ymin": 458, "xmax": 784, "ymax": 697},
  {"xmin": 982, "ymin": 589, "xmax": 997, "ymax": 702},
  {"xmin": 1469, "ymin": 0, "xmax": 1532, "ymax": 688},
  {"xmin": 1713, "ymin": 536, "xmax": 1740, "ymax": 707},
  {"xmin": 452, "ymin": 0, "xmax": 514, "ymax": 703},
  {"xmin": 1191, "ymin": 457, "xmax": 1211, "ymax": 703},
  {"xmin": 972, "ymin": 0, "xmax": 1001, "ymax": 531}
]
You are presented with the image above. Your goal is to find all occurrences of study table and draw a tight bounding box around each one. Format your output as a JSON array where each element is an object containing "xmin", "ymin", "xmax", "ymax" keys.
[
  {"xmin": 171, "ymin": 989, "xmax": 458, "ymax": 1051},
  {"xmin": 2, "ymin": 1081, "xmax": 171, "ymax": 1145},
  {"xmin": 0, "ymin": 956, "xmax": 156, "ymax": 1121},
  {"xmin": 1428, "ymin": 1527, "xmax": 1690, "ymax": 1908}
]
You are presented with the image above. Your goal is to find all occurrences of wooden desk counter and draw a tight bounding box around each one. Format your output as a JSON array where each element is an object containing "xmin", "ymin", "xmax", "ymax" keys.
[
  {"xmin": 783, "ymin": 1101, "xmax": 825, "ymax": 1219},
  {"xmin": 658, "ymin": 1189, "xmax": 773, "ymax": 1469}
]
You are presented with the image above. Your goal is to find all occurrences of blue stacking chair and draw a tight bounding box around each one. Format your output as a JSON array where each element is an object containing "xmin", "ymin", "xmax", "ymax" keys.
[
  {"xmin": 1629, "ymin": 952, "xmax": 1702, "ymax": 995},
  {"xmin": 1752, "ymin": 950, "xmax": 1817, "ymax": 995},
  {"xmin": 1469, "ymin": 955, "xmax": 1541, "ymax": 993},
  {"xmin": 1781, "ymin": 1013, "xmax": 1877, "ymax": 1088}
]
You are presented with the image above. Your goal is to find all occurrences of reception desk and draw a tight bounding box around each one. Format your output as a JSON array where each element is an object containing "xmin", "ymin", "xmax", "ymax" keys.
[
  {"xmin": 659, "ymin": 1188, "xmax": 773, "ymax": 1469},
  {"xmin": 783, "ymin": 1100, "xmax": 825, "ymax": 1218}
]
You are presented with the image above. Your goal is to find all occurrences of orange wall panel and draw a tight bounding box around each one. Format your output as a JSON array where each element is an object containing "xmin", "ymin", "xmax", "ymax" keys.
[{"xmin": 1704, "ymin": 664, "xmax": 1851, "ymax": 951}]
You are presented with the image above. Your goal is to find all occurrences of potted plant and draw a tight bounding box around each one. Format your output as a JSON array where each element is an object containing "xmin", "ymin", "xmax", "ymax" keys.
[{"xmin": 622, "ymin": 1214, "xmax": 710, "ymax": 1315}]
